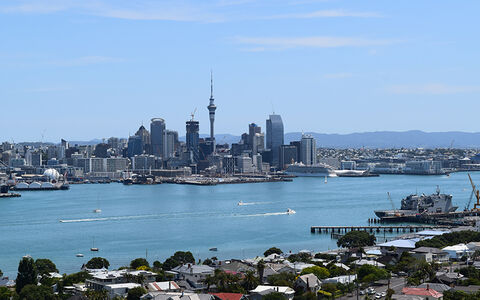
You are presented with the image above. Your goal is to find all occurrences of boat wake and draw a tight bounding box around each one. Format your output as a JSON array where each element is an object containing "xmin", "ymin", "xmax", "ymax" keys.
[
  {"xmin": 238, "ymin": 201, "xmax": 270, "ymax": 206},
  {"xmin": 240, "ymin": 209, "xmax": 296, "ymax": 217}
]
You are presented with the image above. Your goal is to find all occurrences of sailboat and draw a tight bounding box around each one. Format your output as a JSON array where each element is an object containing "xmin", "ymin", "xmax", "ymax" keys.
[
  {"xmin": 324, "ymin": 176, "xmax": 328, "ymax": 184},
  {"xmin": 90, "ymin": 237, "xmax": 99, "ymax": 252}
]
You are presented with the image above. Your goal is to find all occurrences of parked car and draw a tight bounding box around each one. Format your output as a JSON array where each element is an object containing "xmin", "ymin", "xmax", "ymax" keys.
[{"xmin": 359, "ymin": 290, "xmax": 366, "ymax": 295}]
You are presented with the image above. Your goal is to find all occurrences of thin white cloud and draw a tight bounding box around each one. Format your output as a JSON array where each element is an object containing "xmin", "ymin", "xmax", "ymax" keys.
[
  {"xmin": 235, "ymin": 36, "xmax": 401, "ymax": 50},
  {"xmin": 264, "ymin": 9, "xmax": 382, "ymax": 20},
  {"xmin": 387, "ymin": 84, "xmax": 480, "ymax": 95},
  {"xmin": 0, "ymin": 0, "xmax": 381, "ymax": 22},
  {"xmin": 323, "ymin": 72, "xmax": 353, "ymax": 79}
]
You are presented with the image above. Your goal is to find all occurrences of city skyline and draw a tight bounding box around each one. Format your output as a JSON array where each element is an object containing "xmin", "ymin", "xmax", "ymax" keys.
[{"xmin": 1, "ymin": 0, "xmax": 480, "ymax": 141}]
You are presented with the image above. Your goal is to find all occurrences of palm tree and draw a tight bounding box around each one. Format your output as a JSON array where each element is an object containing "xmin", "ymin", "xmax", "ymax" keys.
[
  {"xmin": 243, "ymin": 270, "xmax": 259, "ymax": 291},
  {"xmin": 257, "ymin": 259, "xmax": 266, "ymax": 284}
]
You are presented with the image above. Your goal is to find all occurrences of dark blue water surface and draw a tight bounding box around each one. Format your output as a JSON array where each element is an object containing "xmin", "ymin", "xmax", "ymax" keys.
[{"xmin": 0, "ymin": 172, "xmax": 477, "ymax": 277}]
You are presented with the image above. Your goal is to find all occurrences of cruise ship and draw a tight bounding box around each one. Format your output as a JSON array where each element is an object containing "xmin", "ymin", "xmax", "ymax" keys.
[
  {"xmin": 374, "ymin": 188, "xmax": 458, "ymax": 218},
  {"xmin": 285, "ymin": 162, "xmax": 337, "ymax": 177}
]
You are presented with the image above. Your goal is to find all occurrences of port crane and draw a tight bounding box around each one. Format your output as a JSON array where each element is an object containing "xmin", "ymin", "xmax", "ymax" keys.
[{"xmin": 466, "ymin": 173, "xmax": 480, "ymax": 211}]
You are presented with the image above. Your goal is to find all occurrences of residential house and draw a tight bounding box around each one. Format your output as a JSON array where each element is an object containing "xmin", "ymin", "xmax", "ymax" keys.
[
  {"xmin": 141, "ymin": 292, "xmax": 215, "ymax": 300},
  {"xmin": 295, "ymin": 274, "xmax": 322, "ymax": 293},
  {"xmin": 378, "ymin": 239, "xmax": 417, "ymax": 256},
  {"xmin": 401, "ymin": 287, "xmax": 443, "ymax": 299},
  {"xmin": 322, "ymin": 275, "xmax": 357, "ymax": 285},
  {"xmin": 410, "ymin": 247, "xmax": 449, "ymax": 263},
  {"xmin": 249, "ymin": 285, "xmax": 295, "ymax": 300},
  {"xmin": 211, "ymin": 293, "xmax": 248, "ymax": 300},
  {"xmin": 147, "ymin": 281, "xmax": 182, "ymax": 293},
  {"xmin": 442, "ymin": 244, "xmax": 470, "ymax": 260},
  {"xmin": 104, "ymin": 283, "xmax": 141, "ymax": 299},
  {"xmin": 171, "ymin": 264, "xmax": 215, "ymax": 289},
  {"xmin": 85, "ymin": 269, "xmax": 156, "ymax": 291}
]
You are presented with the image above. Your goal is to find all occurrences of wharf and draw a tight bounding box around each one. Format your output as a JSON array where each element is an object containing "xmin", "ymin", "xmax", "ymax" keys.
[
  {"xmin": 0, "ymin": 193, "xmax": 21, "ymax": 198},
  {"xmin": 310, "ymin": 225, "xmax": 448, "ymax": 234},
  {"xmin": 379, "ymin": 211, "xmax": 480, "ymax": 224}
]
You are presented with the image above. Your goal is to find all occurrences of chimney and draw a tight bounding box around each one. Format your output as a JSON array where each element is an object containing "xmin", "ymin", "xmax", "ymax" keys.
[{"xmin": 427, "ymin": 284, "xmax": 429, "ymax": 290}]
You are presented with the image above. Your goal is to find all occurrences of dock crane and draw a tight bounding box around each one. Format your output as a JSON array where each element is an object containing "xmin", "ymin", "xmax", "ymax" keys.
[{"xmin": 467, "ymin": 173, "xmax": 480, "ymax": 211}]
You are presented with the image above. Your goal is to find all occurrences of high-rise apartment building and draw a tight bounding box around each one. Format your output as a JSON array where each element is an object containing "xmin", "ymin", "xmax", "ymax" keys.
[
  {"xmin": 300, "ymin": 134, "xmax": 317, "ymax": 166},
  {"xmin": 186, "ymin": 120, "xmax": 200, "ymax": 164},
  {"xmin": 266, "ymin": 114, "xmax": 284, "ymax": 167},
  {"xmin": 150, "ymin": 118, "xmax": 166, "ymax": 158}
]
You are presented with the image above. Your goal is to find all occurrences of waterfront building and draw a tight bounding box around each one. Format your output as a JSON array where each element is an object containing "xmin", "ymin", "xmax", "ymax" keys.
[
  {"xmin": 404, "ymin": 160, "xmax": 443, "ymax": 175},
  {"xmin": 106, "ymin": 158, "xmax": 128, "ymax": 172},
  {"xmin": 31, "ymin": 151, "xmax": 42, "ymax": 167},
  {"xmin": 266, "ymin": 114, "xmax": 284, "ymax": 168},
  {"xmin": 150, "ymin": 118, "xmax": 166, "ymax": 158},
  {"xmin": 222, "ymin": 155, "xmax": 236, "ymax": 174},
  {"xmin": 207, "ymin": 72, "xmax": 217, "ymax": 154},
  {"xmin": 280, "ymin": 145, "xmax": 298, "ymax": 170},
  {"xmin": 91, "ymin": 157, "xmax": 106, "ymax": 173},
  {"xmin": 300, "ymin": 134, "xmax": 316, "ymax": 166},
  {"xmin": 127, "ymin": 135, "xmax": 143, "ymax": 158},
  {"xmin": 186, "ymin": 120, "xmax": 200, "ymax": 164},
  {"xmin": 132, "ymin": 154, "xmax": 156, "ymax": 170},
  {"xmin": 252, "ymin": 153, "xmax": 263, "ymax": 172},
  {"xmin": 9, "ymin": 157, "xmax": 26, "ymax": 168},
  {"xmin": 237, "ymin": 155, "xmax": 255, "ymax": 173}
]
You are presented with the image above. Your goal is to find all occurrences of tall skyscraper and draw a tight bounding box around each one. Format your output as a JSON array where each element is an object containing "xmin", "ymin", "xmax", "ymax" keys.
[
  {"xmin": 300, "ymin": 134, "xmax": 317, "ymax": 166},
  {"xmin": 165, "ymin": 130, "xmax": 179, "ymax": 159},
  {"xmin": 266, "ymin": 114, "xmax": 284, "ymax": 167},
  {"xmin": 135, "ymin": 125, "xmax": 151, "ymax": 154},
  {"xmin": 186, "ymin": 120, "xmax": 200, "ymax": 164},
  {"xmin": 150, "ymin": 118, "xmax": 166, "ymax": 158},
  {"xmin": 207, "ymin": 72, "xmax": 217, "ymax": 154}
]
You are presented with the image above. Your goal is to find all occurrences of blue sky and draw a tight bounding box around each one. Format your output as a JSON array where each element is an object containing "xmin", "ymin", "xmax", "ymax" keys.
[{"xmin": 1, "ymin": 0, "xmax": 479, "ymax": 142}]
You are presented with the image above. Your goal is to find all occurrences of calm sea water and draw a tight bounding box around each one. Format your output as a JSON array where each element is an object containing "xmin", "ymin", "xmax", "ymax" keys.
[{"xmin": 0, "ymin": 172, "xmax": 478, "ymax": 277}]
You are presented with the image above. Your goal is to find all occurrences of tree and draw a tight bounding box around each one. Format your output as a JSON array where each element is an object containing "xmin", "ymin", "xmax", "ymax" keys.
[
  {"xmin": 242, "ymin": 270, "xmax": 259, "ymax": 291},
  {"xmin": 153, "ymin": 260, "xmax": 162, "ymax": 270},
  {"xmin": 267, "ymin": 272, "xmax": 296, "ymax": 288},
  {"xmin": 16, "ymin": 256, "xmax": 37, "ymax": 293},
  {"xmin": 262, "ymin": 292, "xmax": 287, "ymax": 300},
  {"xmin": 18, "ymin": 284, "xmax": 57, "ymax": 300},
  {"xmin": 127, "ymin": 287, "xmax": 147, "ymax": 300},
  {"xmin": 264, "ymin": 247, "xmax": 283, "ymax": 257},
  {"xmin": 257, "ymin": 259, "xmax": 265, "ymax": 283},
  {"xmin": 84, "ymin": 289, "xmax": 108, "ymax": 300},
  {"xmin": 287, "ymin": 253, "xmax": 311, "ymax": 263},
  {"xmin": 0, "ymin": 269, "xmax": 2, "ymax": 277},
  {"xmin": 337, "ymin": 231, "xmax": 376, "ymax": 249},
  {"xmin": 86, "ymin": 257, "xmax": 110, "ymax": 269},
  {"xmin": 301, "ymin": 266, "xmax": 330, "ymax": 279},
  {"xmin": 130, "ymin": 258, "xmax": 149, "ymax": 270},
  {"xmin": 357, "ymin": 265, "xmax": 390, "ymax": 283},
  {"xmin": 162, "ymin": 251, "xmax": 195, "ymax": 270},
  {"xmin": 35, "ymin": 258, "xmax": 58, "ymax": 275},
  {"xmin": 0, "ymin": 287, "xmax": 17, "ymax": 300},
  {"xmin": 203, "ymin": 258, "xmax": 213, "ymax": 266}
]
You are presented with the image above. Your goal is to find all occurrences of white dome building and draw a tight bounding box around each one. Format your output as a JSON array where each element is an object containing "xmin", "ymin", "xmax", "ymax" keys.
[{"xmin": 43, "ymin": 169, "xmax": 60, "ymax": 182}]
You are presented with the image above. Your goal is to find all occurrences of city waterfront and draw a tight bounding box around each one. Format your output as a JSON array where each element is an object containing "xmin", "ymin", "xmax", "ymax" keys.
[{"xmin": 1, "ymin": 172, "xmax": 478, "ymax": 277}]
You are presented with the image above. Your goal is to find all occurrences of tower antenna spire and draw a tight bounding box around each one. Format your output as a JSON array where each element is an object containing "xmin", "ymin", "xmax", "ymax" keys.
[{"xmin": 210, "ymin": 69, "xmax": 213, "ymax": 99}]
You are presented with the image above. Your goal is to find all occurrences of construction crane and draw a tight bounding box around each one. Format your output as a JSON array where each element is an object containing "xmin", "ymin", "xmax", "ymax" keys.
[
  {"xmin": 190, "ymin": 108, "xmax": 197, "ymax": 121},
  {"xmin": 387, "ymin": 192, "xmax": 396, "ymax": 211},
  {"xmin": 467, "ymin": 173, "xmax": 480, "ymax": 211}
]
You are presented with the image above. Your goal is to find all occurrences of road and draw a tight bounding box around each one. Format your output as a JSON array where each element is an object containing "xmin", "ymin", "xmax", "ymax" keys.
[{"xmin": 338, "ymin": 277, "xmax": 406, "ymax": 300}]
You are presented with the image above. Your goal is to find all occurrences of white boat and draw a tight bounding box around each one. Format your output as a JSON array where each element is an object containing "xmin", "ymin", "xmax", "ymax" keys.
[
  {"xmin": 76, "ymin": 253, "xmax": 84, "ymax": 257},
  {"xmin": 324, "ymin": 176, "xmax": 327, "ymax": 184},
  {"xmin": 238, "ymin": 201, "xmax": 244, "ymax": 206},
  {"xmin": 286, "ymin": 208, "xmax": 296, "ymax": 215},
  {"xmin": 93, "ymin": 209, "xmax": 102, "ymax": 213}
]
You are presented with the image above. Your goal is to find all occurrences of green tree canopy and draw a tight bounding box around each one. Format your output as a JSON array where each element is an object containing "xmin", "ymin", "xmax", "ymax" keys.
[
  {"xmin": 0, "ymin": 286, "xmax": 16, "ymax": 300},
  {"xmin": 86, "ymin": 257, "xmax": 110, "ymax": 269},
  {"xmin": 264, "ymin": 247, "xmax": 283, "ymax": 257},
  {"xmin": 153, "ymin": 261, "xmax": 162, "ymax": 270},
  {"xmin": 18, "ymin": 284, "xmax": 56, "ymax": 300},
  {"xmin": 415, "ymin": 230, "xmax": 480, "ymax": 248},
  {"xmin": 127, "ymin": 287, "xmax": 147, "ymax": 300},
  {"xmin": 162, "ymin": 251, "xmax": 195, "ymax": 270},
  {"xmin": 357, "ymin": 265, "xmax": 390, "ymax": 283},
  {"xmin": 267, "ymin": 272, "xmax": 296, "ymax": 288},
  {"xmin": 35, "ymin": 258, "xmax": 58, "ymax": 275},
  {"xmin": 337, "ymin": 231, "xmax": 376, "ymax": 249},
  {"xmin": 300, "ymin": 266, "xmax": 330, "ymax": 279},
  {"xmin": 63, "ymin": 271, "xmax": 92, "ymax": 286},
  {"xmin": 287, "ymin": 253, "xmax": 311, "ymax": 263},
  {"xmin": 16, "ymin": 257, "xmax": 37, "ymax": 293},
  {"xmin": 130, "ymin": 258, "xmax": 150, "ymax": 270}
]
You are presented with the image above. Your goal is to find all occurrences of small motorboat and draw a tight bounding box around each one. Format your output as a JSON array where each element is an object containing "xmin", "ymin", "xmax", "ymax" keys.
[
  {"xmin": 286, "ymin": 208, "xmax": 296, "ymax": 215},
  {"xmin": 209, "ymin": 247, "xmax": 218, "ymax": 251},
  {"xmin": 90, "ymin": 248, "xmax": 99, "ymax": 252},
  {"xmin": 238, "ymin": 201, "xmax": 244, "ymax": 206},
  {"xmin": 76, "ymin": 253, "xmax": 84, "ymax": 257},
  {"xmin": 93, "ymin": 209, "xmax": 102, "ymax": 213}
]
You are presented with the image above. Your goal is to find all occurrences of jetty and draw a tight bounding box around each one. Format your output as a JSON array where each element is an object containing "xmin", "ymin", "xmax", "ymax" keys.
[
  {"xmin": 310, "ymin": 225, "xmax": 448, "ymax": 234},
  {"xmin": 0, "ymin": 193, "xmax": 21, "ymax": 198}
]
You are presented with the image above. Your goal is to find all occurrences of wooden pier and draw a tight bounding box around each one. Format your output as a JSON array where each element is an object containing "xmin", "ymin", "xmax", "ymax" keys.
[{"xmin": 311, "ymin": 225, "xmax": 446, "ymax": 234}]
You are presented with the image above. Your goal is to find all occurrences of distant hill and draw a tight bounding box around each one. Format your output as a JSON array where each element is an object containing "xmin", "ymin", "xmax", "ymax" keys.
[
  {"xmin": 65, "ymin": 130, "xmax": 480, "ymax": 149},
  {"xmin": 285, "ymin": 130, "xmax": 480, "ymax": 148}
]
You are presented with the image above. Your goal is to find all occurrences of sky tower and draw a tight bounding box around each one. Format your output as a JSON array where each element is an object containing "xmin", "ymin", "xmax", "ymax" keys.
[{"xmin": 207, "ymin": 71, "xmax": 217, "ymax": 153}]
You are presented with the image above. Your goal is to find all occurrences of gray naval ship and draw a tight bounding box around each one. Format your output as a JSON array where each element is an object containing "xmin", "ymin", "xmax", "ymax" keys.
[{"xmin": 375, "ymin": 187, "xmax": 458, "ymax": 218}]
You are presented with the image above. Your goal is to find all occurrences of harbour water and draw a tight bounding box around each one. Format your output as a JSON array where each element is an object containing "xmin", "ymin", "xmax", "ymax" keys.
[{"xmin": 0, "ymin": 172, "xmax": 478, "ymax": 277}]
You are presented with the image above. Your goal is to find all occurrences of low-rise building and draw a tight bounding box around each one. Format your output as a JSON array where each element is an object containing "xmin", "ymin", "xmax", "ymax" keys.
[
  {"xmin": 410, "ymin": 247, "xmax": 449, "ymax": 263},
  {"xmin": 249, "ymin": 285, "xmax": 295, "ymax": 300},
  {"xmin": 295, "ymin": 274, "xmax": 322, "ymax": 293}
]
